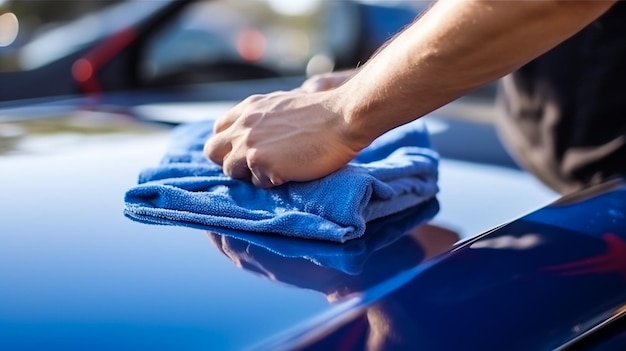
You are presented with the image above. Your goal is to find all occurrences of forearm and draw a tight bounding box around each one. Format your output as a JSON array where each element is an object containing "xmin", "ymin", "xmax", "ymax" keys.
[{"xmin": 336, "ymin": 0, "xmax": 616, "ymax": 144}]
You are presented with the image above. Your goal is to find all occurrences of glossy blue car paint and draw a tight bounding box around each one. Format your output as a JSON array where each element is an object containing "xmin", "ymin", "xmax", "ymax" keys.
[
  {"xmin": 261, "ymin": 179, "xmax": 626, "ymax": 350},
  {"xmin": 0, "ymin": 98, "xmax": 571, "ymax": 350}
]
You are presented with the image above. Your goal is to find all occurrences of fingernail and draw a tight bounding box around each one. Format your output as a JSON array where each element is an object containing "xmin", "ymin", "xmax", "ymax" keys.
[{"xmin": 270, "ymin": 177, "xmax": 284, "ymax": 186}]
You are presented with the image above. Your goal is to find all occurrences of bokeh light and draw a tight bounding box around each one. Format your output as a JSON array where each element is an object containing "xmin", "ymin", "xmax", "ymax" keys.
[
  {"xmin": 306, "ymin": 54, "xmax": 334, "ymax": 77},
  {"xmin": 265, "ymin": 0, "xmax": 320, "ymax": 16},
  {"xmin": 236, "ymin": 28, "xmax": 266, "ymax": 62},
  {"xmin": 0, "ymin": 12, "xmax": 19, "ymax": 47}
]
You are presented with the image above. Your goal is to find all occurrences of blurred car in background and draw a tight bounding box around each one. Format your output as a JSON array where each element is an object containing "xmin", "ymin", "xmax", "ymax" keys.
[{"xmin": 0, "ymin": 0, "xmax": 426, "ymax": 103}]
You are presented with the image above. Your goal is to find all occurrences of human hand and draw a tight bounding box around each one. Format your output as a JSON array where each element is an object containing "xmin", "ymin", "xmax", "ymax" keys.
[
  {"xmin": 297, "ymin": 70, "xmax": 355, "ymax": 93},
  {"xmin": 203, "ymin": 90, "xmax": 367, "ymax": 188}
]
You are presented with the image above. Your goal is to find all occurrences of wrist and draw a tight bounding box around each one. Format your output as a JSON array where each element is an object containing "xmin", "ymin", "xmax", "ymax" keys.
[
  {"xmin": 324, "ymin": 86, "xmax": 380, "ymax": 151},
  {"xmin": 332, "ymin": 79, "xmax": 396, "ymax": 149}
]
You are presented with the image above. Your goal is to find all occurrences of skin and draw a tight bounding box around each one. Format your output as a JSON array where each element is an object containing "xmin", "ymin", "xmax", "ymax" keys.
[{"xmin": 204, "ymin": 0, "xmax": 617, "ymax": 188}]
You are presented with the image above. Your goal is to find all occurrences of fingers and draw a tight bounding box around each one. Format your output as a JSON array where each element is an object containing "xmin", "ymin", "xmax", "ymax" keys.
[
  {"xmin": 213, "ymin": 96, "xmax": 251, "ymax": 134},
  {"xmin": 249, "ymin": 165, "xmax": 281, "ymax": 188},
  {"xmin": 204, "ymin": 132, "xmax": 231, "ymax": 166},
  {"xmin": 205, "ymin": 92, "xmax": 302, "ymax": 188},
  {"xmin": 208, "ymin": 100, "xmax": 250, "ymax": 164},
  {"xmin": 247, "ymin": 149, "xmax": 285, "ymax": 188},
  {"xmin": 206, "ymin": 128, "xmax": 262, "ymax": 184},
  {"xmin": 206, "ymin": 108, "xmax": 275, "ymax": 185},
  {"xmin": 223, "ymin": 152, "xmax": 252, "ymax": 180},
  {"xmin": 207, "ymin": 142, "xmax": 284, "ymax": 188},
  {"xmin": 250, "ymin": 172, "xmax": 271, "ymax": 188}
]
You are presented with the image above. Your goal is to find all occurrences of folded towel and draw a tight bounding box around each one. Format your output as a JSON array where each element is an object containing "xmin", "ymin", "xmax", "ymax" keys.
[
  {"xmin": 124, "ymin": 119, "xmax": 439, "ymax": 242},
  {"xmin": 208, "ymin": 198, "xmax": 439, "ymax": 275}
]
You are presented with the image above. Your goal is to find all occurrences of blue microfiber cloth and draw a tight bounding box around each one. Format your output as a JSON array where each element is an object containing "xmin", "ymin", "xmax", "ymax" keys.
[{"xmin": 124, "ymin": 119, "xmax": 439, "ymax": 243}]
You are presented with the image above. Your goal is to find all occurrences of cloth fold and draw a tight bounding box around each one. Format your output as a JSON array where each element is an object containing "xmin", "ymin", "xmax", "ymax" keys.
[{"xmin": 124, "ymin": 119, "xmax": 439, "ymax": 242}]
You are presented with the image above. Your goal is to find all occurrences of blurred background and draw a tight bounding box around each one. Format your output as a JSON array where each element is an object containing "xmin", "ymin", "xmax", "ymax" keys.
[
  {"xmin": 0, "ymin": 0, "xmax": 432, "ymax": 102},
  {"xmin": 0, "ymin": 0, "xmax": 505, "ymax": 168},
  {"xmin": 0, "ymin": 0, "xmax": 124, "ymax": 71}
]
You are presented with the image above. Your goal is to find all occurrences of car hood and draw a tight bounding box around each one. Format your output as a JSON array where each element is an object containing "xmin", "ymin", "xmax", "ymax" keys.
[{"xmin": 0, "ymin": 103, "xmax": 558, "ymax": 350}]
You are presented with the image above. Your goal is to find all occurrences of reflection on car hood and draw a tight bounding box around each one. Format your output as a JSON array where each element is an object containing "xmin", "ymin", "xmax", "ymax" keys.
[{"xmin": 270, "ymin": 179, "xmax": 626, "ymax": 350}]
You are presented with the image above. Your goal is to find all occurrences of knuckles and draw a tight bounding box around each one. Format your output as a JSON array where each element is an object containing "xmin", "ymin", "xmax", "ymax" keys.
[
  {"xmin": 224, "ymin": 159, "xmax": 251, "ymax": 180},
  {"xmin": 245, "ymin": 148, "xmax": 265, "ymax": 172},
  {"xmin": 239, "ymin": 112, "xmax": 262, "ymax": 129}
]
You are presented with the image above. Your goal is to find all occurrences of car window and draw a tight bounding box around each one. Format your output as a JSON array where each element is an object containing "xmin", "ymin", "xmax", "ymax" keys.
[
  {"xmin": 0, "ymin": 0, "xmax": 168, "ymax": 72},
  {"xmin": 139, "ymin": 0, "xmax": 356, "ymax": 85}
]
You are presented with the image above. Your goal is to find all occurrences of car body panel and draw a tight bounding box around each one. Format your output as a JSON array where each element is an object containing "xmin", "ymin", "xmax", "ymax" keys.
[
  {"xmin": 0, "ymin": 99, "xmax": 562, "ymax": 350},
  {"xmin": 0, "ymin": 129, "xmax": 331, "ymax": 350},
  {"xmin": 260, "ymin": 179, "xmax": 626, "ymax": 351}
]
